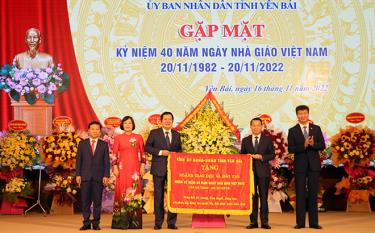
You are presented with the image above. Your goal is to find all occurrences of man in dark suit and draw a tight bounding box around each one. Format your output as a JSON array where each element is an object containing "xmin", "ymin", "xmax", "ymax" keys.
[
  {"xmin": 145, "ymin": 112, "xmax": 182, "ymax": 230},
  {"xmin": 241, "ymin": 117, "xmax": 275, "ymax": 229},
  {"xmin": 288, "ymin": 105, "xmax": 325, "ymax": 229},
  {"xmin": 76, "ymin": 121, "xmax": 110, "ymax": 231}
]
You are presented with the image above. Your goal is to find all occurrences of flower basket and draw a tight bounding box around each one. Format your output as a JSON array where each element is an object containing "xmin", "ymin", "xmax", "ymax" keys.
[
  {"xmin": 331, "ymin": 126, "xmax": 375, "ymax": 167},
  {"xmin": 112, "ymin": 208, "xmax": 142, "ymax": 229},
  {"xmin": 0, "ymin": 131, "xmax": 39, "ymax": 171},
  {"xmin": 346, "ymin": 190, "xmax": 372, "ymax": 213},
  {"xmin": 0, "ymin": 63, "xmax": 69, "ymax": 105},
  {"xmin": 41, "ymin": 131, "xmax": 82, "ymax": 169},
  {"xmin": 0, "ymin": 198, "xmax": 27, "ymax": 215},
  {"xmin": 268, "ymin": 199, "xmax": 282, "ymax": 213},
  {"xmin": 50, "ymin": 192, "xmax": 74, "ymax": 215}
]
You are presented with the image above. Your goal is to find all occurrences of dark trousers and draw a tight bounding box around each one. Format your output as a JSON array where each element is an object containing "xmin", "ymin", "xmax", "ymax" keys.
[
  {"xmin": 295, "ymin": 171, "xmax": 320, "ymax": 226},
  {"xmin": 153, "ymin": 175, "xmax": 177, "ymax": 226},
  {"xmin": 250, "ymin": 175, "xmax": 270, "ymax": 225},
  {"xmin": 80, "ymin": 178, "xmax": 103, "ymax": 226}
]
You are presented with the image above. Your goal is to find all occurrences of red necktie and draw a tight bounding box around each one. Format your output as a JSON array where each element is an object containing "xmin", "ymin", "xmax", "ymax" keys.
[{"xmin": 91, "ymin": 140, "xmax": 96, "ymax": 155}]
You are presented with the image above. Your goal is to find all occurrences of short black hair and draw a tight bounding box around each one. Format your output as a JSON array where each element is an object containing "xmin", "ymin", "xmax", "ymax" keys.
[
  {"xmin": 295, "ymin": 105, "xmax": 309, "ymax": 114},
  {"xmin": 161, "ymin": 111, "xmax": 174, "ymax": 121},
  {"xmin": 250, "ymin": 117, "xmax": 263, "ymax": 125},
  {"xmin": 88, "ymin": 121, "xmax": 102, "ymax": 129},
  {"xmin": 120, "ymin": 116, "xmax": 135, "ymax": 131}
]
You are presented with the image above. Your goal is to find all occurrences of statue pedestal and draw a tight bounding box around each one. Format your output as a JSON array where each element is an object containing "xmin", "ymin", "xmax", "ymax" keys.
[{"xmin": 11, "ymin": 96, "xmax": 53, "ymax": 135}]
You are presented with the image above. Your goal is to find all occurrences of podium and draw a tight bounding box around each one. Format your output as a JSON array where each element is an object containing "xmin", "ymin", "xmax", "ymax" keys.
[{"xmin": 11, "ymin": 96, "xmax": 54, "ymax": 135}]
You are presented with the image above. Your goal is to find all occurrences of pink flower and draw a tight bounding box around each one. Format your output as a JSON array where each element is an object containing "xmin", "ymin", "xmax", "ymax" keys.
[
  {"xmin": 26, "ymin": 72, "xmax": 35, "ymax": 79},
  {"xmin": 38, "ymin": 71, "xmax": 48, "ymax": 80},
  {"xmin": 15, "ymin": 84, "xmax": 23, "ymax": 93},
  {"xmin": 32, "ymin": 78, "xmax": 41, "ymax": 86},
  {"xmin": 132, "ymin": 172, "xmax": 139, "ymax": 181},
  {"xmin": 20, "ymin": 78, "xmax": 28, "ymax": 86},
  {"xmin": 45, "ymin": 67, "xmax": 53, "ymax": 74},
  {"xmin": 125, "ymin": 187, "xmax": 136, "ymax": 201},
  {"xmin": 48, "ymin": 83, "xmax": 57, "ymax": 91},
  {"xmin": 14, "ymin": 71, "xmax": 22, "ymax": 80},
  {"xmin": 37, "ymin": 84, "xmax": 47, "ymax": 94}
]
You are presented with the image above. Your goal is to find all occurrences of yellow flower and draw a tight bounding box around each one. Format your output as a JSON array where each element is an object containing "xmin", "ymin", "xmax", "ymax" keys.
[{"xmin": 343, "ymin": 143, "xmax": 352, "ymax": 150}]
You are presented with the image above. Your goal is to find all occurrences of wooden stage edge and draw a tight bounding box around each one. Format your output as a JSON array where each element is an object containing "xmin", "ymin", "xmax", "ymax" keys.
[{"xmin": 0, "ymin": 212, "xmax": 374, "ymax": 233}]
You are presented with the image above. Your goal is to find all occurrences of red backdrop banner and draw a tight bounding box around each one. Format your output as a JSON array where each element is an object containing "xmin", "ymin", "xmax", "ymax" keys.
[
  {"xmin": 0, "ymin": 0, "xmax": 98, "ymax": 131},
  {"xmin": 167, "ymin": 152, "xmax": 253, "ymax": 215}
]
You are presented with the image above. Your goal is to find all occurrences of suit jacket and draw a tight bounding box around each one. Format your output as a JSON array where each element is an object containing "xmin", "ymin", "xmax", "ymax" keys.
[
  {"xmin": 288, "ymin": 124, "xmax": 326, "ymax": 172},
  {"xmin": 145, "ymin": 128, "xmax": 182, "ymax": 177},
  {"xmin": 240, "ymin": 134, "xmax": 275, "ymax": 177},
  {"xmin": 76, "ymin": 139, "xmax": 110, "ymax": 182}
]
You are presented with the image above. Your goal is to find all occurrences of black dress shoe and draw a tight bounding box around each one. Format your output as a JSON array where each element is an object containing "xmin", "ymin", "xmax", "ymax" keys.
[
  {"xmin": 79, "ymin": 225, "xmax": 91, "ymax": 230},
  {"xmin": 310, "ymin": 225, "xmax": 323, "ymax": 229},
  {"xmin": 92, "ymin": 225, "xmax": 101, "ymax": 230},
  {"xmin": 261, "ymin": 224, "xmax": 271, "ymax": 229},
  {"xmin": 167, "ymin": 225, "xmax": 178, "ymax": 230},
  {"xmin": 294, "ymin": 225, "xmax": 305, "ymax": 229},
  {"xmin": 246, "ymin": 224, "xmax": 258, "ymax": 229},
  {"xmin": 154, "ymin": 225, "xmax": 162, "ymax": 230}
]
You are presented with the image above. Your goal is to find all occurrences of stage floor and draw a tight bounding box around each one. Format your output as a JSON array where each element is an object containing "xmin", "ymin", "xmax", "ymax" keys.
[{"xmin": 0, "ymin": 212, "xmax": 374, "ymax": 233}]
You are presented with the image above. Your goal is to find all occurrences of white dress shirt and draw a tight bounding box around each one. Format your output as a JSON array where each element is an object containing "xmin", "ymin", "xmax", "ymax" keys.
[
  {"xmin": 252, "ymin": 134, "xmax": 261, "ymax": 148},
  {"xmin": 159, "ymin": 128, "xmax": 172, "ymax": 155},
  {"xmin": 299, "ymin": 123, "xmax": 310, "ymax": 136}
]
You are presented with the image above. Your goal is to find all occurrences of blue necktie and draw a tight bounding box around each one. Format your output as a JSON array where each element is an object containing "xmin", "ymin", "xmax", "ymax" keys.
[
  {"xmin": 254, "ymin": 136, "xmax": 259, "ymax": 153},
  {"xmin": 303, "ymin": 126, "xmax": 308, "ymax": 139}
]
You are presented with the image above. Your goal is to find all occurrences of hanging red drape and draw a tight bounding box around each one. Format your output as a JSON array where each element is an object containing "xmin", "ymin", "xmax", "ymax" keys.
[{"xmin": 0, "ymin": 0, "xmax": 98, "ymax": 131}]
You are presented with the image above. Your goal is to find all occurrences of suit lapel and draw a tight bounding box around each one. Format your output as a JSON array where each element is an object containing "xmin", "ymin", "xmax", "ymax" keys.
[
  {"xmin": 85, "ymin": 139, "xmax": 94, "ymax": 157},
  {"xmin": 309, "ymin": 124, "xmax": 314, "ymax": 137},
  {"xmin": 159, "ymin": 128, "xmax": 168, "ymax": 148},
  {"xmin": 295, "ymin": 124, "xmax": 305, "ymax": 140},
  {"xmin": 170, "ymin": 130, "xmax": 176, "ymax": 147},
  {"xmin": 93, "ymin": 140, "xmax": 100, "ymax": 156},
  {"xmin": 257, "ymin": 134, "xmax": 266, "ymax": 152}
]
